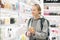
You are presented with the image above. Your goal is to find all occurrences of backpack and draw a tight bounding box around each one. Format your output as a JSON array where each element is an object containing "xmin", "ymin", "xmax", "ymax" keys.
[{"xmin": 28, "ymin": 18, "xmax": 49, "ymax": 40}]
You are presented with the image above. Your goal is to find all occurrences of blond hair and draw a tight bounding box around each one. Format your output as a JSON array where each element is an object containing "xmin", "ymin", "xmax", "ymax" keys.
[{"xmin": 33, "ymin": 4, "xmax": 41, "ymax": 11}]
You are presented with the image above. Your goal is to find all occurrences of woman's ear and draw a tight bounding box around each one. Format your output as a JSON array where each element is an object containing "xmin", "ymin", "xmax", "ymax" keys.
[{"xmin": 39, "ymin": 11, "xmax": 41, "ymax": 14}]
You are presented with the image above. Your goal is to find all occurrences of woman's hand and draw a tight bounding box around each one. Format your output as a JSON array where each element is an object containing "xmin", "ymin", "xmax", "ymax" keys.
[
  {"xmin": 29, "ymin": 27, "xmax": 35, "ymax": 35},
  {"xmin": 26, "ymin": 31, "xmax": 31, "ymax": 37},
  {"xmin": 26, "ymin": 27, "xmax": 35, "ymax": 37}
]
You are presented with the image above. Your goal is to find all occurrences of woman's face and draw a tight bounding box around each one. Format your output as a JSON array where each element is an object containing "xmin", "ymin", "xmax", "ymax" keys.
[{"xmin": 32, "ymin": 6, "xmax": 40, "ymax": 17}]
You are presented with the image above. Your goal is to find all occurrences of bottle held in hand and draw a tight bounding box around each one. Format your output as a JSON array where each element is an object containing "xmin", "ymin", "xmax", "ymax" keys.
[{"xmin": 29, "ymin": 27, "xmax": 35, "ymax": 34}]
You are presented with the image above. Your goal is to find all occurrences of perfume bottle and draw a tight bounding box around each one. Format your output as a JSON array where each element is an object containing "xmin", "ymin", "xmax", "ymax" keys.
[
  {"xmin": 8, "ymin": 28, "xmax": 12, "ymax": 37},
  {"xmin": 0, "ymin": 0, "xmax": 4, "ymax": 8},
  {"xmin": 0, "ymin": 19, "xmax": 4, "ymax": 25},
  {"xmin": 4, "ymin": 1, "xmax": 11, "ymax": 9},
  {"xmin": 10, "ymin": 18, "xmax": 15, "ymax": 24},
  {"xmin": 52, "ymin": 37, "xmax": 56, "ymax": 40},
  {"xmin": 12, "ymin": 4, "xmax": 16, "ymax": 10},
  {"xmin": 21, "ymin": 34, "xmax": 26, "ymax": 40}
]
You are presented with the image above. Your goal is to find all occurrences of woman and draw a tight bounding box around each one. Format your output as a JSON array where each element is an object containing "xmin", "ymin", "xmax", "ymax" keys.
[{"xmin": 26, "ymin": 4, "xmax": 49, "ymax": 40}]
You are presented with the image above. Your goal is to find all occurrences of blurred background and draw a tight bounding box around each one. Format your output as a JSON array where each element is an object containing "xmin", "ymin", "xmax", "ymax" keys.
[{"xmin": 0, "ymin": 0, "xmax": 60, "ymax": 40}]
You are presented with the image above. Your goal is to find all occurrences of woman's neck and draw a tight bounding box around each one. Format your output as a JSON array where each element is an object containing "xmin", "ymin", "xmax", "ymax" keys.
[{"xmin": 34, "ymin": 15, "xmax": 40, "ymax": 19}]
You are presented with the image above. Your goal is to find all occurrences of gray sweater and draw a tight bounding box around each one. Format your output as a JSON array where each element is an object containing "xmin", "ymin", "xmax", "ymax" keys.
[{"xmin": 28, "ymin": 18, "xmax": 49, "ymax": 40}]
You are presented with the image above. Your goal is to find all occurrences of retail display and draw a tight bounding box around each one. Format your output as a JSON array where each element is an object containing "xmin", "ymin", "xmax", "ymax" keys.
[
  {"xmin": 4, "ymin": 2, "xmax": 11, "ymax": 9},
  {"xmin": 50, "ymin": 24, "xmax": 57, "ymax": 27},
  {"xmin": 0, "ymin": 18, "xmax": 16, "ymax": 25},
  {"xmin": 44, "ymin": 0, "xmax": 60, "ymax": 40},
  {"xmin": 12, "ymin": 4, "xmax": 16, "ymax": 10},
  {"xmin": 0, "ymin": 0, "xmax": 4, "ymax": 8},
  {"xmin": 21, "ymin": 34, "xmax": 26, "ymax": 40},
  {"xmin": 52, "ymin": 37, "xmax": 56, "ymax": 40},
  {"xmin": 0, "ymin": 19, "xmax": 4, "ymax": 25},
  {"xmin": 0, "ymin": 0, "xmax": 18, "ymax": 10},
  {"xmin": 8, "ymin": 28, "xmax": 12, "ymax": 37},
  {"xmin": 10, "ymin": 18, "xmax": 15, "ymax": 24},
  {"xmin": 16, "ymin": 3, "xmax": 19, "ymax": 10},
  {"xmin": 44, "ymin": 6, "xmax": 49, "ymax": 9},
  {"xmin": 44, "ymin": 12, "xmax": 60, "ymax": 15},
  {"xmin": 5, "ymin": 18, "xmax": 10, "ymax": 25},
  {"xmin": 0, "ymin": 0, "xmax": 60, "ymax": 40},
  {"xmin": 44, "ymin": 0, "xmax": 60, "ymax": 3}
]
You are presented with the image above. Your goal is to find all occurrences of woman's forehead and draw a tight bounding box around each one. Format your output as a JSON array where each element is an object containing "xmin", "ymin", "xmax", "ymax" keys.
[{"xmin": 32, "ymin": 6, "xmax": 38, "ymax": 9}]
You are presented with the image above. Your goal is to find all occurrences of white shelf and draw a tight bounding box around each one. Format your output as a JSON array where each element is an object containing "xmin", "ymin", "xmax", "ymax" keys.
[
  {"xmin": 19, "ymin": 0, "xmax": 41, "ymax": 5},
  {"xmin": 44, "ymin": 16, "xmax": 60, "ymax": 20},
  {"xmin": 19, "ymin": 2, "xmax": 32, "ymax": 7},
  {"xmin": 0, "ymin": 8, "xmax": 18, "ymax": 15},
  {"xmin": 0, "ymin": 8, "xmax": 19, "ymax": 18},
  {"xmin": 44, "ymin": 15, "xmax": 60, "ymax": 17},
  {"xmin": 44, "ymin": 10, "xmax": 60, "ymax": 13}
]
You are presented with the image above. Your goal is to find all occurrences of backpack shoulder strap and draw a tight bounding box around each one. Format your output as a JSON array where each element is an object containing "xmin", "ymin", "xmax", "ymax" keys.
[
  {"xmin": 28, "ymin": 18, "xmax": 49, "ymax": 30},
  {"xmin": 40, "ymin": 18, "xmax": 49, "ymax": 30},
  {"xmin": 40, "ymin": 18, "xmax": 50, "ymax": 38},
  {"xmin": 28, "ymin": 18, "xmax": 33, "ymax": 27},
  {"xmin": 40, "ymin": 18, "xmax": 45, "ymax": 31}
]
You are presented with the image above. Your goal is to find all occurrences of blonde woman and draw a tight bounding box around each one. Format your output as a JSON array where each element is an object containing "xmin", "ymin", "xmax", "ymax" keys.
[{"xmin": 26, "ymin": 4, "xmax": 49, "ymax": 40}]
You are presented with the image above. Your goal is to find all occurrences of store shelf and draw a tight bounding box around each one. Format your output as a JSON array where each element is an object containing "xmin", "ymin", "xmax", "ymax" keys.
[
  {"xmin": 44, "ymin": 3, "xmax": 60, "ymax": 5},
  {"xmin": 0, "ymin": 8, "xmax": 18, "ymax": 15},
  {"xmin": 44, "ymin": 15, "xmax": 60, "ymax": 17},
  {"xmin": 19, "ymin": 2, "xmax": 32, "ymax": 7},
  {"xmin": 19, "ymin": 0, "xmax": 41, "ymax": 6},
  {"xmin": 0, "ymin": 8, "xmax": 19, "ymax": 18},
  {"xmin": 44, "ymin": 10, "xmax": 60, "ymax": 13},
  {"xmin": 44, "ymin": 16, "xmax": 60, "ymax": 20}
]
